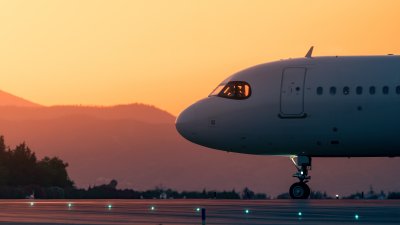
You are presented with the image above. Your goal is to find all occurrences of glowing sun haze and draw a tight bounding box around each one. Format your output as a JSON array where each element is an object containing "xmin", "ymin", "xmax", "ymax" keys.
[{"xmin": 0, "ymin": 0, "xmax": 399, "ymax": 115}]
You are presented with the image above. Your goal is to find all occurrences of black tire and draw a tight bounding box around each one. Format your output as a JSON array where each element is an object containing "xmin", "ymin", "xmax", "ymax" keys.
[{"xmin": 289, "ymin": 182, "xmax": 310, "ymax": 199}]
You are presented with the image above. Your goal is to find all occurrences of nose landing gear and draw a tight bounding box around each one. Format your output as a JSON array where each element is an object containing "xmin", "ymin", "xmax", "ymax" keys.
[{"xmin": 289, "ymin": 156, "xmax": 311, "ymax": 199}]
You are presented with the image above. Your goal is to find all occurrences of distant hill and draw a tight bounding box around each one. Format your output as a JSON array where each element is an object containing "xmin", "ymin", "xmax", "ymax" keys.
[
  {"xmin": 0, "ymin": 90, "xmax": 41, "ymax": 107},
  {"xmin": 0, "ymin": 91, "xmax": 399, "ymax": 197},
  {"xmin": 0, "ymin": 104, "xmax": 174, "ymax": 124}
]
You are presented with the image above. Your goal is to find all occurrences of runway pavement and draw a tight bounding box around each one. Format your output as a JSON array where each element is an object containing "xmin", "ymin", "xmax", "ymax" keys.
[{"xmin": 0, "ymin": 199, "xmax": 398, "ymax": 224}]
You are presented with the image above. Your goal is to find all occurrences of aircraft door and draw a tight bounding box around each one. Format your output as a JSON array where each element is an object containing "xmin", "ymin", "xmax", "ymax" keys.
[{"xmin": 280, "ymin": 67, "xmax": 307, "ymax": 118}]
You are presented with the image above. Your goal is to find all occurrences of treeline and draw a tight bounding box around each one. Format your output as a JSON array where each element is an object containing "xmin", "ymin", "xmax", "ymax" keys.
[
  {"xmin": 276, "ymin": 186, "xmax": 400, "ymax": 199},
  {"xmin": 0, "ymin": 136, "xmax": 74, "ymax": 198},
  {"xmin": 64, "ymin": 180, "xmax": 268, "ymax": 199},
  {"xmin": 4, "ymin": 135, "xmax": 400, "ymax": 200},
  {"xmin": 0, "ymin": 136, "xmax": 270, "ymax": 199},
  {"xmin": 342, "ymin": 186, "xmax": 400, "ymax": 200}
]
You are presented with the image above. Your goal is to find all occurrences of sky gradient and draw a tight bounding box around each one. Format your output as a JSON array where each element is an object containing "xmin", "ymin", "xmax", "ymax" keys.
[{"xmin": 1, "ymin": 0, "xmax": 399, "ymax": 115}]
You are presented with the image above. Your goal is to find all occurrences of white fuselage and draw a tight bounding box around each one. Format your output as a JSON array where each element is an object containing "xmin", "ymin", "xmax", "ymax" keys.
[{"xmin": 176, "ymin": 56, "xmax": 400, "ymax": 157}]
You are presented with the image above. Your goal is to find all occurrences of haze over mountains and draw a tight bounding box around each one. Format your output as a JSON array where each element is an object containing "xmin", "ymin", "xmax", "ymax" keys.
[{"xmin": 0, "ymin": 90, "xmax": 399, "ymax": 197}]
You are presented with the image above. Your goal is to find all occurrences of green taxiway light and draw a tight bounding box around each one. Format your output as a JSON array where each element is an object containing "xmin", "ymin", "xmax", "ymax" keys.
[
  {"xmin": 355, "ymin": 214, "xmax": 359, "ymax": 220},
  {"xmin": 107, "ymin": 204, "xmax": 112, "ymax": 209},
  {"xmin": 244, "ymin": 209, "xmax": 250, "ymax": 214},
  {"xmin": 298, "ymin": 212, "xmax": 302, "ymax": 216},
  {"xmin": 195, "ymin": 207, "xmax": 201, "ymax": 212}
]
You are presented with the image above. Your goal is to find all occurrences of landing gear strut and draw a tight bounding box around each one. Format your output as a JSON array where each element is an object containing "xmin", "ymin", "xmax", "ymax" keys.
[{"xmin": 289, "ymin": 156, "xmax": 311, "ymax": 199}]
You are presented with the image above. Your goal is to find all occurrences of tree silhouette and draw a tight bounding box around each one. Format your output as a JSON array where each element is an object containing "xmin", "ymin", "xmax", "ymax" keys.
[
  {"xmin": 7, "ymin": 143, "xmax": 37, "ymax": 186},
  {"xmin": 0, "ymin": 136, "xmax": 73, "ymax": 188},
  {"xmin": 37, "ymin": 157, "xmax": 74, "ymax": 187},
  {"xmin": 242, "ymin": 187, "xmax": 255, "ymax": 199},
  {"xmin": 0, "ymin": 136, "xmax": 9, "ymax": 185}
]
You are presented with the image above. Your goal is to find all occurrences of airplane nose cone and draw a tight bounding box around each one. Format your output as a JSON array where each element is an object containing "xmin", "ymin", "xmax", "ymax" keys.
[{"xmin": 175, "ymin": 106, "xmax": 197, "ymax": 141}]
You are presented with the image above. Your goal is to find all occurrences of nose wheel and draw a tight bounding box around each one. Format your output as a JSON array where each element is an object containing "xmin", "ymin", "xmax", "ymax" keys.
[
  {"xmin": 289, "ymin": 182, "xmax": 310, "ymax": 199},
  {"xmin": 289, "ymin": 156, "xmax": 312, "ymax": 199}
]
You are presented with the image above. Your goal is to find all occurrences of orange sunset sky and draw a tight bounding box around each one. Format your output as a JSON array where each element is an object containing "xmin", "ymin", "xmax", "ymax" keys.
[{"xmin": 0, "ymin": 0, "xmax": 399, "ymax": 116}]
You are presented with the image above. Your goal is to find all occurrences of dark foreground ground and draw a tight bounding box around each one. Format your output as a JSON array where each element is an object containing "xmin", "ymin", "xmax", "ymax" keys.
[{"xmin": 0, "ymin": 199, "xmax": 398, "ymax": 225}]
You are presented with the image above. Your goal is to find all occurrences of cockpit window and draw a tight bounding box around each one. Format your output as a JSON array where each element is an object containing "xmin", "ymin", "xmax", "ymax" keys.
[
  {"xmin": 210, "ymin": 84, "xmax": 226, "ymax": 96},
  {"xmin": 209, "ymin": 81, "xmax": 251, "ymax": 100}
]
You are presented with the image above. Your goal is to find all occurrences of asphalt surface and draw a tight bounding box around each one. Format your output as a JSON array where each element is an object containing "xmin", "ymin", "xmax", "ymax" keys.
[{"xmin": 0, "ymin": 199, "xmax": 398, "ymax": 224}]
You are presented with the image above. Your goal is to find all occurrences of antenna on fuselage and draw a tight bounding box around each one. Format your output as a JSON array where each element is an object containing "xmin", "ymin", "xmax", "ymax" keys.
[{"xmin": 305, "ymin": 46, "xmax": 314, "ymax": 58}]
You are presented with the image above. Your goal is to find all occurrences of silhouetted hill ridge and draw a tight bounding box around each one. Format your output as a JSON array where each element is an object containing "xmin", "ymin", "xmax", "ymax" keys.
[
  {"xmin": 0, "ymin": 90, "xmax": 41, "ymax": 107},
  {"xmin": 0, "ymin": 104, "xmax": 174, "ymax": 124}
]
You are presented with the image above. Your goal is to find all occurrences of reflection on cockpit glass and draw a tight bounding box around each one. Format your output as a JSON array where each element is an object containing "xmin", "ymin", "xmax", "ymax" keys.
[
  {"xmin": 209, "ymin": 81, "xmax": 251, "ymax": 100},
  {"xmin": 210, "ymin": 84, "xmax": 225, "ymax": 96}
]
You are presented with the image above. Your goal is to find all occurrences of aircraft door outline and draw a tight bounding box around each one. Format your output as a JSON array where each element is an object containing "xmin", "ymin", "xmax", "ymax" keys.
[{"xmin": 279, "ymin": 67, "xmax": 307, "ymax": 118}]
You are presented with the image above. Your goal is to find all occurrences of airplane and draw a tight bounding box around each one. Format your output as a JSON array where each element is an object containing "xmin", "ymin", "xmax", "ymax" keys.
[{"xmin": 175, "ymin": 47, "xmax": 400, "ymax": 199}]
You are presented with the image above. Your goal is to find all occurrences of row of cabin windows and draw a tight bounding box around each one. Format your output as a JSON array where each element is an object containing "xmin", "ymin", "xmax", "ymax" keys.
[{"xmin": 316, "ymin": 86, "xmax": 400, "ymax": 96}]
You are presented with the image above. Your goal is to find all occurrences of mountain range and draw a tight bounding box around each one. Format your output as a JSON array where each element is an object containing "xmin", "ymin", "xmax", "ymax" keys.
[{"xmin": 0, "ymin": 90, "xmax": 399, "ymax": 197}]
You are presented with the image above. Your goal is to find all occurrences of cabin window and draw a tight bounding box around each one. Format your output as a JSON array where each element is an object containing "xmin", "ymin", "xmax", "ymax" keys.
[
  {"xmin": 383, "ymin": 86, "xmax": 389, "ymax": 95},
  {"xmin": 369, "ymin": 86, "xmax": 376, "ymax": 95},
  {"xmin": 396, "ymin": 86, "xmax": 400, "ymax": 94},
  {"xmin": 330, "ymin": 87, "xmax": 336, "ymax": 95},
  {"xmin": 210, "ymin": 81, "xmax": 251, "ymax": 100},
  {"xmin": 343, "ymin": 87, "xmax": 350, "ymax": 95},
  {"xmin": 317, "ymin": 87, "xmax": 323, "ymax": 95},
  {"xmin": 356, "ymin": 86, "xmax": 363, "ymax": 95}
]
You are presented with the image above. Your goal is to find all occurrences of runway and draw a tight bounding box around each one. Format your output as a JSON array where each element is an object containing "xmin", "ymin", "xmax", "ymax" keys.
[{"xmin": 0, "ymin": 199, "xmax": 398, "ymax": 224}]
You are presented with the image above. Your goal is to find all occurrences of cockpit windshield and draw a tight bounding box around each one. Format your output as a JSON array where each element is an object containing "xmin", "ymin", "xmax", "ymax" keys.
[{"xmin": 209, "ymin": 81, "xmax": 251, "ymax": 100}]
